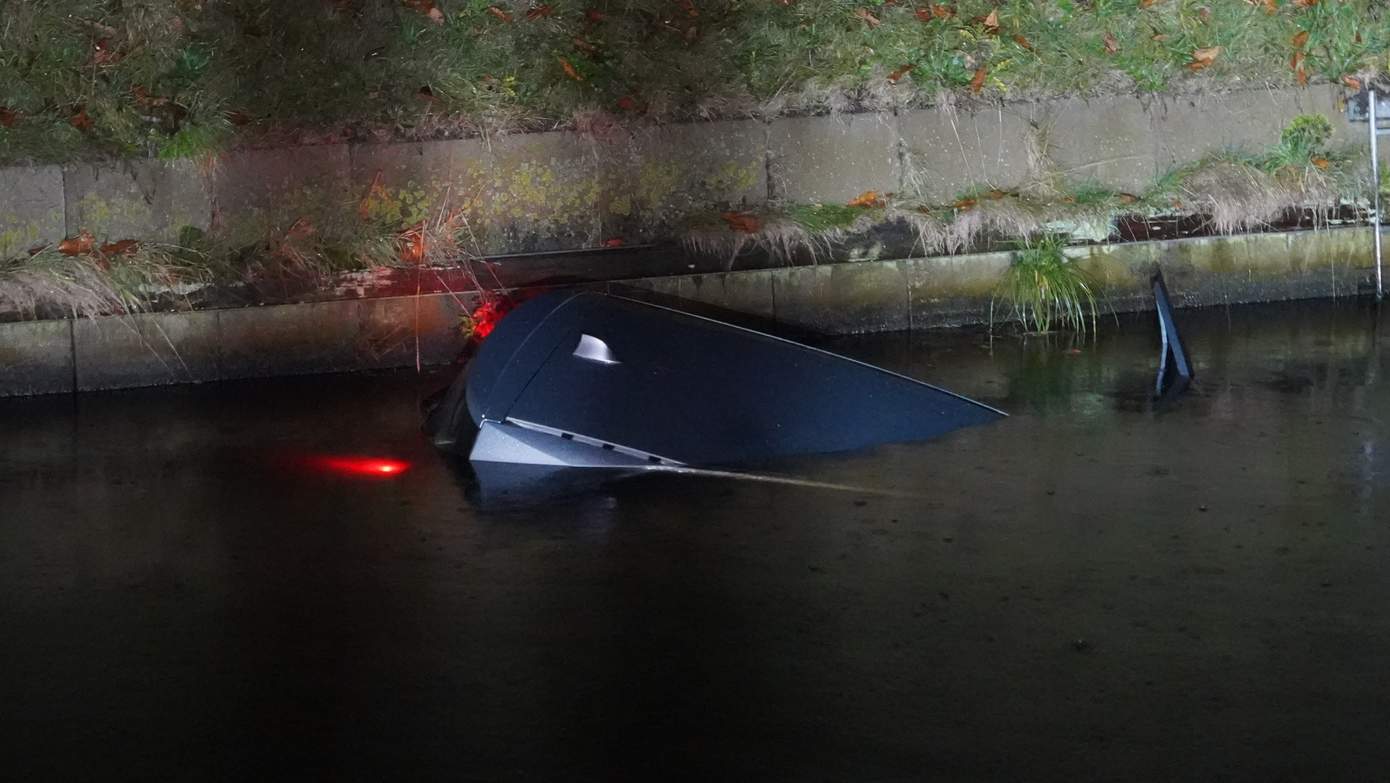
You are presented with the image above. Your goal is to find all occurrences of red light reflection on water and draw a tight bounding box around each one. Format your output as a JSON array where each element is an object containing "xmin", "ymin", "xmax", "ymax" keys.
[{"xmin": 312, "ymin": 456, "xmax": 412, "ymax": 478}]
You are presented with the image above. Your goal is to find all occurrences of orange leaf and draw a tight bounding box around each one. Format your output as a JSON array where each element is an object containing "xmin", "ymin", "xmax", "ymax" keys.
[
  {"xmin": 969, "ymin": 65, "xmax": 988, "ymax": 94},
  {"xmin": 931, "ymin": 3, "xmax": 954, "ymax": 19},
  {"xmin": 915, "ymin": 7, "xmax": 931, "ymax": 21},
  {"xmin": 603, "ymin": 237, "xmax": 625, "ymax": 247},
  {"xmin": 69, "ymin": 107, "xmax": 93, "ymax": 131},
  {"xmin": 953, "ymin": 197, "xmax": 977, "ymax": 211},
  {"xmin": 398, "ymin": 222, "xmax": 426, "ymax": 264},
  {"xmin": 1260, "ymin": 0, "xmax": 1277, "ymax": 13},
  {"xmin": 1343, "ymin": 75, "xmax": 1363, "ymax": 91},
  {"xmin": 853, "ymin": 7, "xmax": 880, "ymax": 27},
  {"xmin": 285, "ymin": 217, "xmax": 316, "ymax": 241},
  {"xmin": 981, "ymin": 9, "xmax": 998, "ymax": 32},
  {"xmin": 1103, "ymin": 32, "xmax": 1119, "ymax": 54},
  {"xmin": 721, "ymin": 211, "xmax": 762, "ymax": 233},
  {"xmin": 526, "ymin": 4, "xmax": 553, "ymax": 19},
  {"xmin": 1292, "ymin": 30, "xmax": 1308, "ymax": 48},
  {"xmin": 1296, "ymin": 66, "xmax": 1308, "ymax": 86},
  {"xmin": 1013, "ymin": 34, "xmax": 1033, "ymax": 51},
  {"xmin": 1139, "ymin": 0, "xmax": 1159, "ymax": 7},
  {"xmin": 848, "ymin": 190, "xmax": 885, "ymax": 208},
  {"xmin": 1188, "ymin": 46, "xmax": 1220, "ymax": 71},
  {"xmin": 0, "ymin": 107, "xmax": 18, "ymax": 128},
  {"xmin": 559, "ymin": 57, "xmax": 583, "ymax": 81},
  {"xmin": 358, "ymin": 170, "xmax": 387, "ymax": 220},
  {"xmin": 100, "ymin": 239, "xmax": 140, "ymax": 256},
  {"xmin": 573, "ymin": 36, "xmax": 597, "ymax": 54},
  {"xmin": 887, "ymin": 64, "xmax": 914, "ymax": 84},
  {"xmin": 487, "ymin": 6, "xmax": 513, "ymax": 21},
  {"xmin": 1290, "ymin": 50, "xmax": 1304, "ymax": 71},
  {"xmin": 58, "ymin": 231, "xmax": 96, "ymax": 257},
  {"xmin": 585, "ymin": 8, "xmax": 606, "ymax": 21},
  {"xmin": 1311, "ymin": 156, "xmax": 1330, "ymax": 170}
]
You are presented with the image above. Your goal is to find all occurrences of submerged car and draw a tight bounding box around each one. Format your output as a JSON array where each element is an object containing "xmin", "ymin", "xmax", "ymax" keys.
[{"xmin": 426, "ymin": 289, "xmax": 1004, "ymax": 471}]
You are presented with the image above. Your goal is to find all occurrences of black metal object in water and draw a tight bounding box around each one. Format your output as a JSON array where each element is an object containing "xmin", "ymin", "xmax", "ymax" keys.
[{"xmin": 1152, "ymin": 268, "xmax": 1193, "ymax": 398}]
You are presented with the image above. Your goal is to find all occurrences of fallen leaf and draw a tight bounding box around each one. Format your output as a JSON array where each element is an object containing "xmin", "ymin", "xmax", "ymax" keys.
[
  {"xmin": 285, "ymin": 217, "xmax": 316, "ymax": 241},
  {"xmin": 131, "ymin": 86, "xmax": 172, "ymax": 108},
  {"xmin": 915, "ymin": 7, "xmax": 932, "ymax": 21},
  {"xmin": 426, "ymin": 6, "xmax": 444, "ymax": 23},
  {"xmin": 848, "ymin": 190, "xmax": 885, "ymax": 208},
  {"xmin": 1171, "ymin": 199, "xmax": 1184, "ymax": 210},
  {"xmin": 100, "ymin": 239, "xmax": 140, "ymax": 256},
  {"xmin": 1013, "ymin": 34, "xmax": 1033, "ymax": 51},
  {"xmin": 1293, "ymin": 0, "xmax": 1317, "ymax": 6},
  {"xmin": 1311, "ymin": 156, "xmax": 1330, "ymax": 170},
  {"xmin": 1292, "ymin": 30, "xmax": 1308, "ymax": 48},
  {"xmin": 585, "ymin": 8, "xmax": 606, "ymax": 22},
  {"xmin": 69, "ymin": 107, "xmax": 93, "ymax": 131},
  {"xmin": 721, "ymin": 211, "xmax": 762, "ymax": 233},
  {"xmin": 970, "ymin": 64, "xmax": 988, "ymax": 93},
  {"xmin": 1152, "ymin": 33, "xmax": 1168, "ymax": 42},
  {"xmin": 616, "ymin": 95, "xmax": 638, "ymax": 111},
  {"xmin": 853, "ymin": 7, "xmax": 880, "ymax": 27},
  {"xmin": 0, "ymin": 107, "xmax": 18, "ymax": 128},
  {"xmin": 931, "ymin": 3, "xmax": 954, "ymax": 19},
  {"xmin": 987, "ymin": 189, "xmax": 1008, "ymax": 200},
  {"xmin": 981, "ymin": 9, "xmax": 998, "ymax": 32},
  {"xmin": 1296, "ymin": 66, "xmax": 1308, "ymax": 86},
  {"xmin": 58, "ymin": 231, "xmax": 96, "ymax": 256},
  {"xmin": 887, "ymin": 64, "xmax": 914, "ymax": 83},
  {"xmin": 1197, "ymin": 6, "xmax": 1211, "ymax": 21},
  {"xmin": 91, "ymin": 38, "xmax": 122, "ymax": 66},
  {"xmin": 603, "ymin": 238, "xmax": 625, "ymax": 248},
  {"xmin": 573, "ymin": 36, "xmax": 597, "ymax": 53},
  {"xmin": 487, "ymin": 6, "xmax": 512, "ymax": 21},
  {"xmin": 1343, "ymin": 75, "xmax": 1363, "ymax": 90},
  {"xmin": 559, "ymin": 57, "xmax": 583, "ymax": 81},
  {"xmin": 1118, "ymin": 193, "xmax": 1140, "ymax": 204},
  {"xmin": 1103, "ymin": 32, "xmax": 1119, "ymax": 54},
  {"xmin": 396, "ymin": 222, "xmax": 426, "ymax": 264},
  {"xmin": 676, "ymin": 0, "xmax": 699, "ymax": 17},
  {"xmin": 1290, "ymin": 50, "xmax": 1304, "ymax": 72},
  {"xmin": 1188, "ymin": 46, "xmax": 1221, "ymax": 71},
  {"xmin": 358, "ymin": 170, "xmax": 387, "ymax": 220},
  {"xmin": 953, "ymin": 197, "xmax": 977, "ymax": 211},
  {"xmin": 526, "ymin": 4, "xmax": 553, "ymax": 19},
  {"xmin": 1139, "ymin": 0, "xmax": 1159, "ymax": 7},
  {"xmin": 225, "ymin": 109, "xmax": 252, "ymax": 125}
]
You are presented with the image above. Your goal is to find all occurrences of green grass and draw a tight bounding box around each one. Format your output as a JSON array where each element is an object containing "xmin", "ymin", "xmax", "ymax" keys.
[
  {"xmin": 1, "ymin": 0, "xmax": 1387, "ymax": 165},
  {"xmin": 994, "ymin": 234, "xmax": 1098, "ymax": 335}
]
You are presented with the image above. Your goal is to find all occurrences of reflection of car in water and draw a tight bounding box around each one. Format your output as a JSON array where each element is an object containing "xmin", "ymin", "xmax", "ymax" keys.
[{"xmin": 426, "ymin": 290, "xmax": 1005, "ymax": 470}]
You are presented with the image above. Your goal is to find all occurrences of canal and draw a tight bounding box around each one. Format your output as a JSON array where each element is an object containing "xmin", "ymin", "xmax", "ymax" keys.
[{"xmin": 2, "ymin": 299, "xmax": 1388, "ymax": 780}]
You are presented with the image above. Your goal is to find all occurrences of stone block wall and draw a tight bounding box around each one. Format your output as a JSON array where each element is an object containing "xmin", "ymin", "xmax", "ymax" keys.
[{"xmin": 1, "ymin": 85, "xmax": 1378, "ymax": 260}]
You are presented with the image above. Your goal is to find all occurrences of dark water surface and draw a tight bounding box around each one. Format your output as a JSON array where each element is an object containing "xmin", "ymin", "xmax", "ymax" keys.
[{"xmin": 3, "ymin": 300, "xmax": 1389, "ymax": 781}]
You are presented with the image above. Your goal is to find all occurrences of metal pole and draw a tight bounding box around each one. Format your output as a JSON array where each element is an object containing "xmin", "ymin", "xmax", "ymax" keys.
[{"xmin": 1371, "ymin": 90, "xmax": 1383, "ymax": 301}]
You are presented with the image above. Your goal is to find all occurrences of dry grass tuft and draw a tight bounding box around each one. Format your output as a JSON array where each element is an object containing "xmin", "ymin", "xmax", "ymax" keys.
[{"xmin": 0, "ymin": 246, "xmax": 208, "ymax": 319}]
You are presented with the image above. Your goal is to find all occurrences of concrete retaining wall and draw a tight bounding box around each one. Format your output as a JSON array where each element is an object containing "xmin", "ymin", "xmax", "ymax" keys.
[
  {"xmin": 0, "ymin": 226, "xmax": 1375, "ymax": 397},
  {"xmin": 0, "ymin": 85, "xmax": 1376, "ymax": 260}
]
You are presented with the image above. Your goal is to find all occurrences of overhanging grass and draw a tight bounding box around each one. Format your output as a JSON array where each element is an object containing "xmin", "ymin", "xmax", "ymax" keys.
[{"xmin": 1, "ymin": 0, "xmax": 1387, "ymax": 165}]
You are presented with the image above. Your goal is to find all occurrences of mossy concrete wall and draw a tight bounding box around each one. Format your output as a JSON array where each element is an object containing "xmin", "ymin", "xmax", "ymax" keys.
[
  {"xmin": 0, "ymin": 226, "xmax": 1375, "ymax": 397},
  {"xmin": 0, "ymin": 85, "xmax": 1378, "ymax": 256}
]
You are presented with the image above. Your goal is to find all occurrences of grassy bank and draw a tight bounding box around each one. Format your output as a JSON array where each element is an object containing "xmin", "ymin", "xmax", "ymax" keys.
[{"xmin": 1, "ymin": 0, "xmax": 1386, "ymax": 165}]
